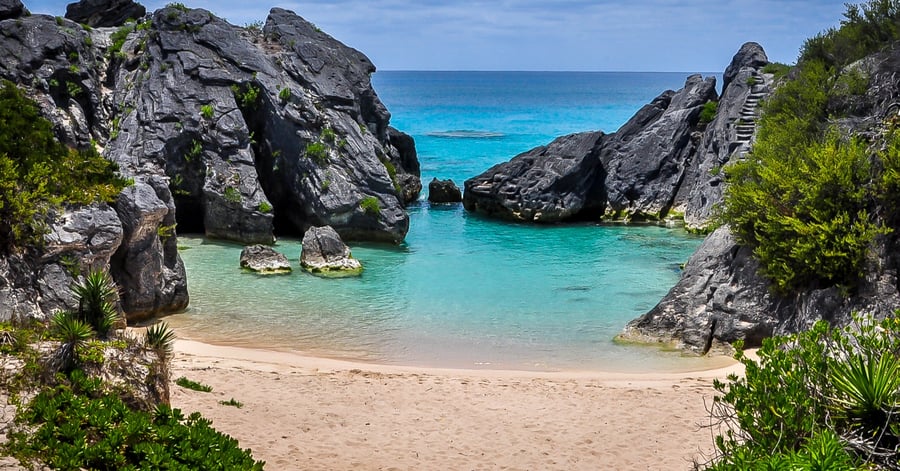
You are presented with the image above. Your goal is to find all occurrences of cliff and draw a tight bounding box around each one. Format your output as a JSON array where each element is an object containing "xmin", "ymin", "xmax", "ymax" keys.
[{"xmin": 0, "ymin": 0, "xmax": 420, "ymax": 322}]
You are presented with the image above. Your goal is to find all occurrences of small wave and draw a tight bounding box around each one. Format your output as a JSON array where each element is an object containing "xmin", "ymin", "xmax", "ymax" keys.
[{"xmin": 426, "ymin": 130, "xmax": 505, "ymax": 139}]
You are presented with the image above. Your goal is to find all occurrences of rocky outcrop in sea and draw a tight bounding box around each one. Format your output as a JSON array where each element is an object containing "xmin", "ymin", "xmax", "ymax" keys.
[
  {"xmin": 0, "ymin": 0, "xmax": 418, "ymax": 321},
  {"xmin": 463, "ymin": 42, "xmax": 771, "ymax": 228}
]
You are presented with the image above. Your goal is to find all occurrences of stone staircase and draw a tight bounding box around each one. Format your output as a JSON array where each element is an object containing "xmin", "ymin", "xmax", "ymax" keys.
[{"xmin": 730, "ymin": 70, "xmax": 771, "ymax": 160}]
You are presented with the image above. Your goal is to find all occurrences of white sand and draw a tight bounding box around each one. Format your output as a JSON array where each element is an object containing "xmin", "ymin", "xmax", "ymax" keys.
[{"xmin": 169, "ymin": 339, "xmax": 742, "ymax": 470}]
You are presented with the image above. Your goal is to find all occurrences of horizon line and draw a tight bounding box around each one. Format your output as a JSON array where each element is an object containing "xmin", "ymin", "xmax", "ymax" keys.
[{"xmin": 376, "ymin": 69, "xmax": 724, "ymax": 75}]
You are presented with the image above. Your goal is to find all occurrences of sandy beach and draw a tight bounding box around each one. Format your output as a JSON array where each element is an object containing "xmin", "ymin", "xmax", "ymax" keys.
[{"xmin": 169, "ymin": 339, "xmax": 743, "ymax": 470}]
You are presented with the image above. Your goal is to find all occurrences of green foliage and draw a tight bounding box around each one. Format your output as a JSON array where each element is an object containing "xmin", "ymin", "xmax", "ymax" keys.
[
  {"xmin": 66, "ymin": 81, "xmax": 82, "ymax": 98},
  {"xmin": 360, "ymin": 196, "xmax": 381, "ymax": 215},
  {"xmin": 108, "ymin": 23, "xmax": 135, "ymax": 59},
  {"xmin": 320, "ymin": 127, "xmax": 336, "ymax": 143},
  {"xmin": 185, "ymin": 138, "xmax": 202, "ymax": 162},
  {"xmin": 175, "ymin": 376, "xmax": 212, "ymax": 392},
  {"xmin": 257, "ymin": 201, "xmax": 273, "ymax": 213},
  {"xmin": 144, "ymin": 322, "xmax": 176, "ymax": 358},
  {"xmin": 800, "ymin": 0, "xmax": 900, "ymax": 68},
  {"xmin": 157, "ymin": 223, "xmax": 177, "ymax": 240},
  {"xmin": 6, "ymin": 385, "xmax": 264, "ymax": 470},
  {"xmin": 0, "ymin": 82, "xmax": 126, "ymax": 250},
  {"xmin": 699, "ymin": 101, "xmax": 718, "ymax": 125},
  {"xmin": 745, "ymin": 75, "xmax": 758, "ymax": 86},
  {"xmin": 220, "ymin": 398, "xmax": 243, "ymax": 408},
  {"xmin": 707, "ymin": 315, "xmax": 900, "ymax": 469},
  {"xmin": 72, "ymin": 269, "xmax": 120, "ymax": 338},
  {"xmin": 223, "ymin": 186, "xmax": 241, "ymax": 204},
  {"xmin": 166, "ymin": 2, "xmax": 189, "ymax": 11},
  {"xmin": 305, "ymin": 141, "xmax": 328, "ymax": 164},
  {"xmin": 231, "ymin": 83, "xmax": 260, "ymax": 110},
  {"xmin": 278, "ymin": 87, "xmax": 291, "ymax": 103},
  {"xmin": 245, "ymin": 20, "xmax": 263, "ymax": 33},
  {"xmin": 49, "ymin": 311, "xmax": 94, "ymax": 373},
  {"xmin": 199, "ymin": 104, "xmax": 214, "ymax": 120}
]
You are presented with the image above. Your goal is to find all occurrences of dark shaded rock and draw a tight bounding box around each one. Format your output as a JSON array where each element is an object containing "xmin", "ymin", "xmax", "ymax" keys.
[
  {"xmin": 300, "ymin": 225, "xmax": 362, "ymax": 276},
  {"xmin": 599, "ymin": 74, "xmax": 717, "ymax": 219},
  {"xmin": 428, "ymin": 178, "xmax": 462, "ymax": 204},
  {"xmin": 240, "ymin": 245, "xmax": 291, "ymax": 273},
  {"xmin": 679, "ymin": 42, "xmax": 771, "ymax": 230},
  {"xmin": 110, "ymin": 178, "xmax": 188, "ymax": 322},
  {"xmin": 621, "ymin": 226, "xmax": 900, "ymax": 353},
  {"xmin": 387, "ymin": 126, "xmax": 422, "ymax": 204},
  {"xmin": 0, "ymin": 0, "xmax": 26, "ymax": 20},
  {"xmin": 65, "ymin": 0, "xmax": 146, "ymax": 27},
  {"xmin": 464, "ymin": 131, "xmax": 605, "ymax": 222}
]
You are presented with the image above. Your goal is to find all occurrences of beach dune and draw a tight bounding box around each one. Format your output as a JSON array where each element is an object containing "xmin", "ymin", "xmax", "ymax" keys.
[{"xmin": 170, "ymin": 340, "xmax": 741, "ymax": 470}]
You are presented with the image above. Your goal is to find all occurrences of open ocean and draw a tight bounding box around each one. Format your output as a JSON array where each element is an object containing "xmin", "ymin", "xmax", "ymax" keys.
[{"xmin": 166, "ymin": 71, "xmax": 727, "ymax": 372}]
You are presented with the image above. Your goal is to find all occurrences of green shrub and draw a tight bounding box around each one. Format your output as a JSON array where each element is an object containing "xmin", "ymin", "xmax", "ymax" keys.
[
  {"xmin": 699, "ymin": 101, "xmax": 718, "ymax": 125},
  {"xmin": 220, "ymin": 398, "xmax": 243, "ymax": 408},
  {"xmin": 199, "ymin": 104, "xmax": 214, "ymax": 120},
  {"xmin": 185, "ymin": 138, "xmax": 202, "ymax": 162},
  {"xmin": 175, "ymin": 376, "xmax": 212, "ymax": 392},
  {"xmin": 72, "ymin": 269, "xmax": 120, "ymax": 338},
  {"xmin": 257, "ymin": 201, "xmax": 273, "ymax": 213},
  {"xmin": 223, "ymin": 186, "xmax": 241, "ymax": 204},
  {"xmin": 145, "ymin": 322, "xmax": 176, "ymax": 358},
  {"xmin": 305, "ymin": 141, "xmax": 328, "ymax": 164},
  {"xmin": 708, "ymin": 314, "xmax": 900, "ymax": 469},
  {"xmin": 800, "ymin": 0, "xmax": 900, "ymax": 68},
  {"xmin": 231, "ymin": 83, "xmax": 260, "ymax": 110},
  {"xmin": 108, "ymin": 23, "xmax": 135, "ymax": 59},
  {"xmin": 320, "ymin": 127, "xmax": 336, "ymax": 143},
  {"xmin": 360, "ymin": 196, "xmax": 381, "ymax": 215},
  {"xmin": 0, "ymin": 81, "xmax": 127, "ymax": 250},
  {"xmin": 278, "ymin": 87, "xmax": 291, "ymax": 102},
  {"xmin": 761, "ymin": 62, "xmax": 792, "ymax": 80}
]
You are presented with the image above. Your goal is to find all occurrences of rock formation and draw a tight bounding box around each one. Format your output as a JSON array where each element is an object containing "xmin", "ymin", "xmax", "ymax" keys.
[
  {"xmin": 622, "ymin": 42, "xmax": 900, "ymax": 352},
  {"xmin": 0, "ymin": 2, "xmax": 418, "ymax": 321},
  {"xmin": 240, "ymin": 245, "xmax": 292, "ymax": 274},
  {"xmin": 428, "ymin": 177, "xmax": 462, "ymax": 204},
  {"xmin": 65, "ymin": 0, "xmax": 146, "ymax": 27},
  {"xmin": 300, "ymin": 225, "xmax": 363, "ymax": 276},
  {"xmin": 463, "ymin": 43, "xmax": 771, "ymax": 227}
]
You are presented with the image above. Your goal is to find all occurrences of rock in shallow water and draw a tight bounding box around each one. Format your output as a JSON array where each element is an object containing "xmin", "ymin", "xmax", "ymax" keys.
[
  {"xmin": 428, "ymin": 178, "xmax": 462, "ymax": 204},
  {"xmin": 240, "ymin": 245, "xmax": 292, "ymax": 274},
  {"xmin": 300, "ymin": 226, "xmax": 362, "ymax": 277}
]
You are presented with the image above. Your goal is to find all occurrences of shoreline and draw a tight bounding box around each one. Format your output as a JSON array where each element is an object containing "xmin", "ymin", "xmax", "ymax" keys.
[{"xmin": 169, "ymin": 337, "xmax": 745, "ymax": 469}]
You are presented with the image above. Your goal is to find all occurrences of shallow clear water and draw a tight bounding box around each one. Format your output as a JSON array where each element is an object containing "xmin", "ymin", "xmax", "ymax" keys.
[{"xmin": 166, "ymin": 71, "xmax": 724, "ymax": 372}]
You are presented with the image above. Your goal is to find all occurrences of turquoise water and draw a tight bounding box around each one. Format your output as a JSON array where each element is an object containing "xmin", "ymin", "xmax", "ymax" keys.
[{"xmin": 166, "ymin": 71, "xmax": 721, "ymax": 372}]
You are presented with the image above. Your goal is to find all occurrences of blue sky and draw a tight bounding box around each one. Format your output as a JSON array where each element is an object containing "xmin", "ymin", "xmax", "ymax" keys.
[{"xmin": 27, "ymin": 0, "xmax": 849, "ymax": 72}]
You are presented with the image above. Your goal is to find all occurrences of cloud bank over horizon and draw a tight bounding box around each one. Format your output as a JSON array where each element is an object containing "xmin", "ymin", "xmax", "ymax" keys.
[{"xmin": 26, "ymin": 0, "xmax": 848, "ymax": 72}]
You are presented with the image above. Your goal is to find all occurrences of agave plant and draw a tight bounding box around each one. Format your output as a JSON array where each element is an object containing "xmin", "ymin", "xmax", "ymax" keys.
[
  {"xmin": 50, "ymin": 310, "xmax": 94, "ymax": 373},
  {"xmin": 145, "ymin": 322, "xmax": 176, "ymax": 359},
  {"xmin": 72, "ymin": 269, "xmax": 121, "ymax": 337}
]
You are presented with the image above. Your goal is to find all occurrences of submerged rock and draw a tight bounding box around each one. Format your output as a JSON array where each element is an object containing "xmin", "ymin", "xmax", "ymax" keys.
[
  {"xmin": 300, "ymin": 225, "xmax": 362, "ymax": 277},
  {"xmin": 240, "ymin": 245, "xmax": 291, "ymax": 274},
  {"xmin": 428, "ymin": 177, "xmax": 462, "ymax": 204}
]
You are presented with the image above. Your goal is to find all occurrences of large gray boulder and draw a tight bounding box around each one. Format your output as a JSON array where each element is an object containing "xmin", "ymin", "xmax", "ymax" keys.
[
  {"xmin": 240, "ymin": 245, "xmax": 291, "ymax": 274},
  {"xmin": 464, "ymin": 131, "xmax": 605, "ymax": 222},
  {"xmin": 0, "ymin": 0, "xmax": 26, "ymax": 20},
  {"xmin": 300, "ymin": 225, "xmax": 362, "ymax": 276},
  {"xmin": 65, "ymin": 0, "xmax": 146, "ymax": 27}
]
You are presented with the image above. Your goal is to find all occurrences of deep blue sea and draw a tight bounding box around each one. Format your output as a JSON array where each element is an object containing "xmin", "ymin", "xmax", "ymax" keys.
[{"xmin": 167, "ymin": 71, "xmax": 725, "ymax": 372}]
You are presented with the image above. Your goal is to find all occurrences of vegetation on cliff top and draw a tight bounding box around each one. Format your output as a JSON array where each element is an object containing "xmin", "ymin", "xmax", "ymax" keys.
[
  {"xmin": 722, "ymin": 0, "xmax": 900, "ymax": 293},
  {"xmin": 0, "ymin": 80, "xmax": 127, "ymax": 252}
]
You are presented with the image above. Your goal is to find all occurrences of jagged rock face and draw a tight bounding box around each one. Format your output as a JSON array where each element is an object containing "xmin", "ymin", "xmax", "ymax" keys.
[
  {"xmin": 679, "ymin": 43, "xmax": 771, "ymax": 229},
  {"xmin": 240, "ymin": 245, "xmax": 291, "ymax": 273},
  {"xmin": 0, "ymin": 204, "xmax": 123, "ymax": 321},
  {"xmin": 300, "ymin": 225, "xmax": 362, "ymax": 276},
  {"xmin": 0, "ymin": 0, "xmax": 26, "ymax": 20},
  {"xmin": 105, "ymin": 6, "xmax": 417, "ymax": 244},
  {"xmin": 599, "ymin": 74, "xmax": 717, "ymax": 219},
  {"xmin": 65, "ymin": 0, "xmax": 146, "ymax": 27},
  {"xmin": 428, "ymin": 178, "xmax": 462, "ymax": 204},
  {"xmin": 621, "ymin": 226, "xmax": 900, "ymax": 353},
  {"xmin": 463, "ymin": 131, "xmax": 605, "ymax": 222}
]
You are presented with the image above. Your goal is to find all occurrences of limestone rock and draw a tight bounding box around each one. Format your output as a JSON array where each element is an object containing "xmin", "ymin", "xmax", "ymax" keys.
[
  {"xmin": 240, "ymin": 245, "xmax": 292, "ymax": 274},
  {"xmin": 464, "ymin": 131, "xmax": 605, "ymax": 222},
  {"xmin": 428, "ymin": 178, "xmax": 462, "ymax": 204},
  {"xmin": 65, "ymin": 0, "xmax": 146, "ymax": 27},
  {"xmin": 300, "ymin": 225, "xmax": 362, "ymax": 276},
  {"xmin": 0, "ymin": 0, "xmax": 26, "ymax": 20}
]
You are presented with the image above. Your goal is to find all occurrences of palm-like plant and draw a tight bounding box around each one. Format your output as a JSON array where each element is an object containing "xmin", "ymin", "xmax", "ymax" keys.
[
  {"xmin": 72, "ymin": 269, "xmax": 121, "ymax": 337},
  {"xmin": 829, "ymin": 349, "xmax": 900, "ymax": 444},
  {"xmin": 50, "ymin": 310, "xmax": 94, "ymax": 373},
  {"xmin": 145, "ymin": 322, "xmax": 176, "ymax": 359}
]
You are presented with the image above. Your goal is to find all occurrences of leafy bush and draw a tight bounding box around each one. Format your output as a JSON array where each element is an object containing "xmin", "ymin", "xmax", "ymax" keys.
[
  {"xmin": 800, "ymin": 0, "xmax": 900, "ymax": 68},
  {"xmin": 72, "ymin": 269, "xmax": 121, "ymax": 337},
  {"xmin": 278, "ymin": 87, "xmax": 291, "ymax": 103},
  {"xmin": 707, "ymin": 315, "xmax": 900, "ymax": 469},
  {"xmin": 699, "ymin": 101, "xmax": 718, "ymax": 125},
  {"xmin": 145, "ymin": 322, "xmax": 175, "ymax": 358},
  {"xmin": 220, "ymin": 398, "xmax": 243, "ymax": 408},
  {"xmin": 199, "ymin": 104, "xmax": 214, "ymax": 120},
  {"xmin": 175, "ymin": 376, "xmax": 212, "ymax": 392},
  {"xmin": 360, "ymin": 196, "xmax": 381, "ymax": 215},
  {"xmin": 231, "ymin": 83, "xmax": 260, "ymax": 110},
  {"xmin": 257, "ymin": 201, "xmax": 273, "ymax": 213},
  {"xmin": 108, "ymin": 23, "xmax": 135, "ymax": 59},
  {"xmin": 7, "ymin": 383, "xmax": 264, "ymax": 470},
  {"xmin": 320, "ymin": 127, "xmax": 336, "ymax": 143},
  {"xmin": 0, "ymin": 81, "xmax": 127, "ymax": 250},
  {"xmin": 223, "ymin": 186, "xmax": 241, "ymax": 204},
  {"xmin": 305, "ymin": 141, "xmax": 328, "ymax": 164}
]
